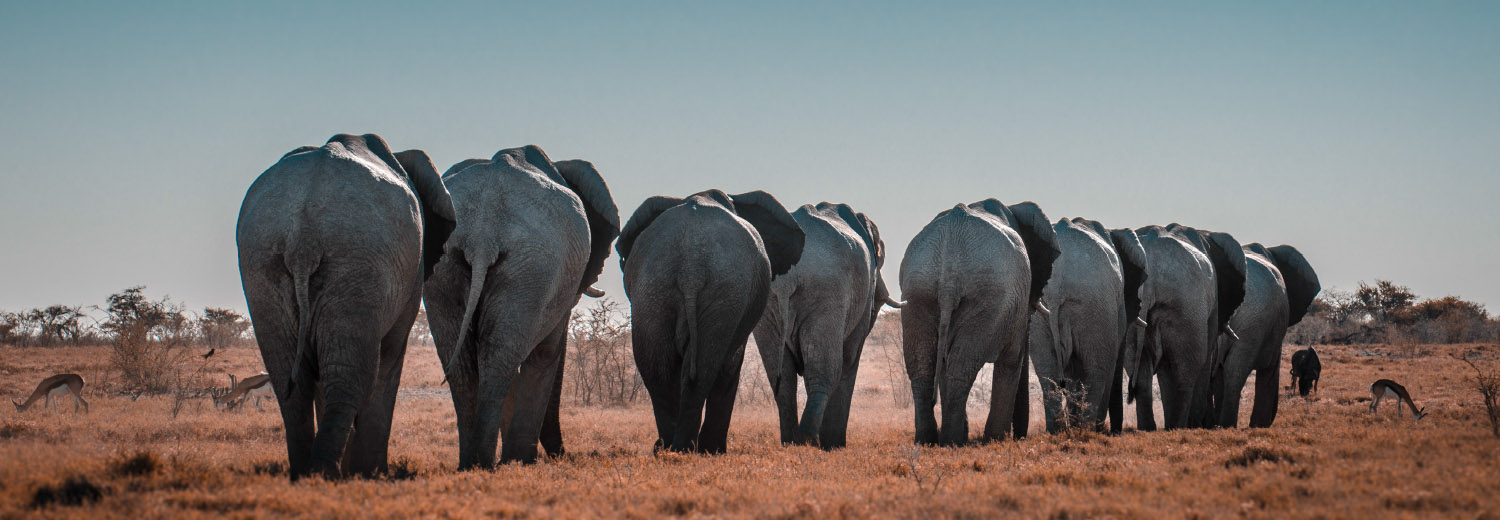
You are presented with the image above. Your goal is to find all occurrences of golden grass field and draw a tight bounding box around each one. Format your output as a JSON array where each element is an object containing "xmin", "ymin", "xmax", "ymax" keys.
[{"xmin": 2, "ymin": 340, "xmax": 1498, "ymax": 519}]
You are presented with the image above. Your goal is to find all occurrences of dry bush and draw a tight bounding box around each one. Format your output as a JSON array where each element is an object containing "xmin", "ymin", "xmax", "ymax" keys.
[
  {"xmin": 1455, "ymin": 349, "xmax": 1500, "ymax": 438},
  {"xmin": 870, "ymin": 310, "xmax": 911, "ymax": 408},
  {"xmin": 565, "ymin": 299, "xmax": 644, "ymax": 406},
  {"xmin": 102, "ymin": 287, "xmax": 198, "ymax": 396}
]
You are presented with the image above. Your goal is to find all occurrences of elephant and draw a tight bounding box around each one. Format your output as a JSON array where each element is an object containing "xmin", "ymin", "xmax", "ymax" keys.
[
  {"xmin": 1207, "ymin": 244, "xmax": 1320, "ymax": 427},
  {"xmin": 1124, "ymin": 224, "xmax": 1246, "ymax": 431},
  {"xmin": 752, "ymin": 202, "xmax": 901, "ymax": 449},
  {"xmin": 422, "ymin": 145, "xmax": 618, "ymax": 469},
  {"xmin": 237, "ymin": 133, "xmax": 455, "ymax": 479},
  {"xmin": 899, "ymin": 200, "xmax": 1059, "ymax": 446},
  {"xmin": 617, "ymin": 190, "xmax": 804, "ymax": 453},
  {"xmin": 1027, "ymin": 218, "xmax": 1148, "ymax": 434},
  {"xmin": 1289, "ymin": 346, "xmax": 1322, "ymax": 397}
]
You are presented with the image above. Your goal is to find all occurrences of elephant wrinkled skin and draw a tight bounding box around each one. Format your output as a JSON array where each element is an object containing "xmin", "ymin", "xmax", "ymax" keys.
[
  {"xmin": 899, "ymin": 200, "xmax": 1059, "ymax": 446},
  {"xmin": 237, "ymin": 133, "xmax": 455, "ymax": 479},
  {"xmin": 1208, "ymin": 244, "xmax": 1320, "ymax": 428},
  {"xmin": 753, "ymin": 202, "xmax": 899, "ymax": 448},
  {"xmin": 423, "ymin": 145, "xmax": 619, "ymax": 469},
  {"xmin": 618, "ymin": 190, "xmax": 805, "ymax": 453}
]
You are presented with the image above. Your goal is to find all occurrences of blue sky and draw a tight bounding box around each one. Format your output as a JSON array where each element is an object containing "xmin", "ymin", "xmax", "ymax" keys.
[{"xmin": 2, "ymin": 2, "xmax": 1497, "ymax": 314}]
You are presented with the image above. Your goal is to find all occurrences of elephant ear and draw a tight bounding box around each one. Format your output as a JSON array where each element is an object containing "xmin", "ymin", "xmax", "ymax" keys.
[
  {"xmin": 282, "ymin": 146, "xmax": 319, "ymax": 159},
  {"xmin": 859, "ymin": 212, "xmax": 886, "ymax": 269},
  {"xmin": 443, "ymin": 158, "xmax": 490, "ymax": 178},
  {"xmin": 1110, "ymin": 228, "xmax": 1149, "ymax": 324},
  {"xmin": 554, "ymin": 159, "xmax": 621, "ymax": 293},
  {"xmin": 729, "ymin": 191, "xmax": 805, "ymax": 277},
  {"xmin": 393, "ymin": 149, "xmax": 458, "ymax": 281},
  {"xmin": 1268, "ymin": 244, "xmax": 1321, "ymax": 327},
  {"xmin": 1007, "ymin": 202, "xmax": 1061, "ymax": 307},
  {"xmin": 1201, "ymin": 231, "xmax": 1247, "ymax": 328},
  {"xmin": 617, "ymin": 195, "xmax": 685, "ymax": 267}
]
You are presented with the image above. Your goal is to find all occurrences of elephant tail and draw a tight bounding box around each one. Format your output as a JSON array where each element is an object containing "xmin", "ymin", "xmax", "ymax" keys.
[
  {"xmin": 934, "ymin": 289, "xmax": 955, "ymax": 381},
  {"xmin": 1043, "ymin": 298, "xmax": 1068, "ymax": 376},
  {"xmin": 443, "ymin": 252, "xmax": 492, "ymax": 381},
  {"xmin": 283, "ymin": 254, "xmax": 320, "ymax": 398}
]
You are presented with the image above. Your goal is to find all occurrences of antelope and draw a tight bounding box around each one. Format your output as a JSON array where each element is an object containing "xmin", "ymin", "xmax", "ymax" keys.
[
  {"xmin": 215, "ymin": 373, "xmax": 273, "ymax": 411},
  {"xmin": 1370, "ymin": 379, "xmax": 1427, "ymax": 420},
  {"xmin": 13, "ymin": 374, "xmax": 89, "ymax": 413}
]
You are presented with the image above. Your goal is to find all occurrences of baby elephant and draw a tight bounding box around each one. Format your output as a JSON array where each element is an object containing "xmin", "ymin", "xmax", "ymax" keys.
[{"xmin": 1288, "ymin": 347, "xmax": 1321, "ymax": 397}]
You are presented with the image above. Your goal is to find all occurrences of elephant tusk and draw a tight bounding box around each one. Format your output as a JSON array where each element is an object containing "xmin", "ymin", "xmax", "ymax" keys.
[
  {"xmin": 1222, "ymin": 324, "xmax": 1241, "ymax": 341},
  {"xmin": 1134, "ymin": 317, "xmax": 1149, "ymax": 329},
  {"xmin": 583, "ymin": 286, "xmax": 606, "ymax": 298},
  {"xmin": 1034, "ymin": 301, "xmax": 1051, "ymax": 316},
  {"xmin": 884, "ymin": 297, "xmax": 904, "ymax": 309}
]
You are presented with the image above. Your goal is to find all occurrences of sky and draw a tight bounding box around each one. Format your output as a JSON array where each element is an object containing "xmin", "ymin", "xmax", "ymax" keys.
[{"xmin": 1, "ymin": 2, "xmax": 1498, "ymax": 317}]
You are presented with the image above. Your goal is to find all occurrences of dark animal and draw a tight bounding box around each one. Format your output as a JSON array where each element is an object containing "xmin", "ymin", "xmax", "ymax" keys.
[{"xmin": 1288, "ymin": 347, "xmax": 1321, "ymax": 397}]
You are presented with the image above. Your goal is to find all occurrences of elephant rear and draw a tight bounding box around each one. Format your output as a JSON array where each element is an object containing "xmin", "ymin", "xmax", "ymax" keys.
[
  {"xmin": 898, "ymin": 200, "xmax": 1058, "ymax": 445},
  {"xmin": 236, "ymin": 134, "xmax": 454, "ymax": 479},
  {"xmin": 618, "ymin": 190, "xmax": 804, "ymax": 453}
]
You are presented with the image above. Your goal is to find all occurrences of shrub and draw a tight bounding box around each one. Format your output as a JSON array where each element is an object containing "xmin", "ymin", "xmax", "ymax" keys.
[
  {"xmin": 30, "ymin": 476, "xmax": 104, "ymax": 508},
  {"xmin": 1454, "ymin": 350, "xmax": 1500, "ymax": 438},
  {"xmin": 103, "ymin": 287, "xmax": 196, "ymax": 395},
  {"xmin": 565, "ymin": 299, "xmax": 644, "ymax": 406}
]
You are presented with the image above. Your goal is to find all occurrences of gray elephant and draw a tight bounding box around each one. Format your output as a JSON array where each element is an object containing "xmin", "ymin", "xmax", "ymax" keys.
[
  {"xmin": 752, "ymin": 202, "xmax": 900, "ymax": 449},
  {"xmin": 422, "ymin": 145, "xmax": 618, "ymax": 469},
  {"xmin": 1125, "ymin": 224, "xmax": 1246, "ymax": 431},
  {"xmin": 237, "ymin": 134, "xmax": 455, "ymax": 479},
  {"xmin": 617, "ymin": 190, "xmax": 804, "ymax": 453},
  {"xmin": 1027, "ymin": 218, "xmax": 1148, "ymax": 434},
  {"xmin": 899, "ymin": 200, "xmax": 1059, "ymax": 446},
  {"xmin": 1207, "ymin": 244, "xmax": 1319, "ymax": 428}
]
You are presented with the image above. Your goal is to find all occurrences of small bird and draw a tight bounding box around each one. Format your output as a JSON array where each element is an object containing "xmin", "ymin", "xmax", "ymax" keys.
[{"xmin": 201, "ymin": 348, "xmax": 216, "ymax": 360}]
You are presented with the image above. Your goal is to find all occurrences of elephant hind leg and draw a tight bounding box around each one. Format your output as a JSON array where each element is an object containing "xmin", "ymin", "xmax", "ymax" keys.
[
  {"xmin": 900, "ymin": 298, "xmax": 940, "ymax": 445},
  {"xmin": 342, "ymin": 301, "xmax": 418, "ymax": 477},
  {"xmin": 499, "ymin": 323, "xmax": 567, "ymax": 464},
  {"xmin": 540, "ymin": 327, "xmax": 568, "ymax": 458},
  {"xmin": 818, "ymin": 335, "xmax": 868, "ymax": 450},
  {"xmin": 1107, "ymin": 365, "xmax": 1124, "ymax": 434},
  {"xmin": 699, "ymin": 342, "xmax": 747, "ymax": 454},
  {"xmin": 1011, "ymin": 354, "xmax": 1030, "ymax": 439},
  {"xmin": 633, "ymin": 307, "xmax": 682, "ymax": 450}
]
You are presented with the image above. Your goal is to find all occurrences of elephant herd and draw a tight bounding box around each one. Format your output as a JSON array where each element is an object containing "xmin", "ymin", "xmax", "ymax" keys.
[{"xmin": 237, "ymin": 134, "xmax": 1322, "ymax": 479}]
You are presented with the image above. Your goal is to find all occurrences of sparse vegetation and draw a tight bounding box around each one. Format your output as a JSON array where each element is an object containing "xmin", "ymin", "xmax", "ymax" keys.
[
  {"xmin": 1289, "ymin": 279, "xmax": 1499, "ymax": 347},
  {"xmin": 565, "ymin": 299, "xmax": 644, "ymax": 407},
  {"xmin": 1455, "ymin": 349, "xmax": 1500, "ymax": 438},
  {"xmin": 2, "ymin": 339, "xmax": 1498, "ymax": 517}
]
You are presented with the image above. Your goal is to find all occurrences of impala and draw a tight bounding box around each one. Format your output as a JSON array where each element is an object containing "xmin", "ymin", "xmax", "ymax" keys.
[
  {"xmin": 1370, "ymin": 379, "xmax": 1427, "ymax": 420},
  {"xmin": 215, "ymin": 373, "xmax": 273, "ymax": 411},
  {"xmin": 13, "ymin": 374, "xmax": 89, "ymax": 413}
]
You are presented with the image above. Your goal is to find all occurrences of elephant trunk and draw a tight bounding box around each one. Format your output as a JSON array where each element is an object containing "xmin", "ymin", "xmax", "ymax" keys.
[{"xmin": 443, "ymin": 251, "xmax": 494, "ymax": 380}]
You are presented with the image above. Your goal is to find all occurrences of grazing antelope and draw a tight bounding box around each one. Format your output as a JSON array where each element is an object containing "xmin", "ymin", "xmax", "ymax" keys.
[
  {"xmin": 215, "ymin": 373, "xmax": 273, "ymax": 411},
  {"xmin": 1370, "ymin": 379, "xmax": 1427, "ymax": 420},
  {"xmin": 13, "ymin": 374, "xmax": 89, "ymax": 413}
]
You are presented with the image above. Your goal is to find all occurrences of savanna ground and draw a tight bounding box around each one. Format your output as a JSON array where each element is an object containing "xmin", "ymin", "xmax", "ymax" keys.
[{"xmin": 2, "ymin": 339, "xmax": 1499, "ymax": 519}]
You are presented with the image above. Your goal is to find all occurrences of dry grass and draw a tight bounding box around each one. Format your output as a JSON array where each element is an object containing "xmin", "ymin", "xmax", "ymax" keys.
[{"xmin": 3, "ymin": 342, "xmax": 1499, "ymax": 518}]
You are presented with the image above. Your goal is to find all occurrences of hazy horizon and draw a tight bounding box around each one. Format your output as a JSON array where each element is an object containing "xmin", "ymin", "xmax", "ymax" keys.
[{"xmin": 2, "ymin": 2, "xmax": 1497, "ymax": 315}]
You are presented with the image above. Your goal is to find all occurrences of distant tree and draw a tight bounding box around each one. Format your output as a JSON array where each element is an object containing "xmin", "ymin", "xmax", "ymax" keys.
[
  {"xmin": 198, "ymin": 307, "xmax": 249, "ymax": 350},
  {"xmin": 1356, "ymin": 280, "xmax": 1416, "ymax": 324},
  {"xmin": 0, "ymin": 310, "xmax": 17, "ymax": 344},
  {"xmin": 30, "ymin": 305, "xmax": 86, "ymax": 344},
  {"xmin": 103, "ymin": 286, "xmax": 193, "ymax": 394}
]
